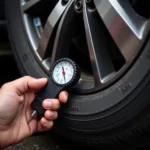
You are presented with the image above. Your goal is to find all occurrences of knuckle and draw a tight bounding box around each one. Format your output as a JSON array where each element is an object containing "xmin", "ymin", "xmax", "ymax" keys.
[
  {"xmin": 54, "ymin": 112, "xmax": 58, "ymax": 118},
  {"xmin": 23, "ymin": 76, "xmax": 32, "ymax": 81},
  {"xmin": 44, "ymin": 111, "xmax": 58, "ymax": 120},
  {"xmin": 44, "ymin": 110, "xmax": 50, "ymax": 117},
  {"xmin": 42, "ymin": 100, "xmax": 52, "ymax": 109},
  {"xmin": 42, "ymin": 100, "xmax": 46, "ymax": 107},
  {"xmin": 54, "ymin": 99, "xmax": 60, "ymax": 107},
  {"xmin": 50, "ymin": 111, "xmax": 57, "ymax": 119},
  {"xmin": 1, "ymin": 83, "xmax": 10, "ymax": 89},
  {"xmin": 44, "ymin": 121, "xmax": 53, "ymax": 129},
  {"xmin": 50, "ymin": 121, "xmax": 54, "ymax": 128}
]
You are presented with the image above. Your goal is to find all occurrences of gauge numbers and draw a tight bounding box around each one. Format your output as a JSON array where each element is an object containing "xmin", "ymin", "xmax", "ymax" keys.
[{"xmin": 52, "ymin": 61, "xmax": 74, "ymax": 85}]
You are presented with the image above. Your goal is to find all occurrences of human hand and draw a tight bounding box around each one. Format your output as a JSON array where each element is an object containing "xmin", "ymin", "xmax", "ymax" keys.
[{"xmin": 0, "ymin": 76, "xmax": 68, "ymax": 148}]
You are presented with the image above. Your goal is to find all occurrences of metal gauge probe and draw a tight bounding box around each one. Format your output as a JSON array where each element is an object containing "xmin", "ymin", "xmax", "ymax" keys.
[{"xmin": 28, "ymin": 58, "xmax": 80, "ymax": 123}]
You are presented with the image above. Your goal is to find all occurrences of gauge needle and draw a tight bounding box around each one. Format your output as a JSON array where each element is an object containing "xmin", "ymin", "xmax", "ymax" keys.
[{"xmin": 62, "ymin": 66, "xmax": 66, "ymax": 82}]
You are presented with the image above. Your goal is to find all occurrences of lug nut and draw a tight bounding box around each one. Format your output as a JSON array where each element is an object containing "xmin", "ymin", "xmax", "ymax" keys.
[{"xmin": 74, "ymin": 0, "xmax": 83, "ymax": 13}]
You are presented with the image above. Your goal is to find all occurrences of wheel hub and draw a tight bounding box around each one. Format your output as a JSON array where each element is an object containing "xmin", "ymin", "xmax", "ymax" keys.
[{"xmin": 20, "ymin": 0, "xmax": 150, "ymax": 94}]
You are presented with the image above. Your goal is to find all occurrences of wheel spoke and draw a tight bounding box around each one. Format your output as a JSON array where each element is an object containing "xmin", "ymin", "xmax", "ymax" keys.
[
  {"xmin": 83, "ymin": 1, "xmax": 116, "ymax": 85},
  {"xmin": 21, "ymin": 0, "xmax": 42, "ymax": 12},
  {"xmin": 37, "ymin": 0, "xmax": 72, "ymax": 59},
  {"xmin": 51, "ymin": 0, "xmax": 79, "ymax": 65},
  {"xmin": 94, "ymin": 0, "xmax": 150, "ymax": 62}
]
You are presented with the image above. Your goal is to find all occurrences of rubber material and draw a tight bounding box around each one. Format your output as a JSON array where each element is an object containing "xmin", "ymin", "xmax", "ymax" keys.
[{"xmin": 5, "ymin": 0, "xmax": 150, "ymax": 148}]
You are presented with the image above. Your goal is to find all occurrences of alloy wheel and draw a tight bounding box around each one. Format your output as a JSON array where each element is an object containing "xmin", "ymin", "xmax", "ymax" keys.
[{"xmin": 20, "ymin": 0, "xmax": 150, "ymax": 94}]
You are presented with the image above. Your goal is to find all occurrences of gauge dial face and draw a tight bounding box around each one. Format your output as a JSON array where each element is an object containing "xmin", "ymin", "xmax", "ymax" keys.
[{"xmin": 52, "ymin": 61, "xmax": 75, "ymax": 85}]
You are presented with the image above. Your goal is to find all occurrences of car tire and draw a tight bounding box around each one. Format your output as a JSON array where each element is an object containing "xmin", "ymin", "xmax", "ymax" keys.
[{"xmin": 5, "ymin": 0, "xmax": 150, "ymax": 148}]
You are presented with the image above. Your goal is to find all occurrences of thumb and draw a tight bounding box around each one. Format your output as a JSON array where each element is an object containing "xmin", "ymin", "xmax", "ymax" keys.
[{"xmin": 12, "ymin": 76, "xmax": 48, "ymax": 94}]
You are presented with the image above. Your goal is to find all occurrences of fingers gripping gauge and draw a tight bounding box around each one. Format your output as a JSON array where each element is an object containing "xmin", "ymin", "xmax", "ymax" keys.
[{"xmin": 28, "ymin": 58, "xmax": 80, "ymax": 123}]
